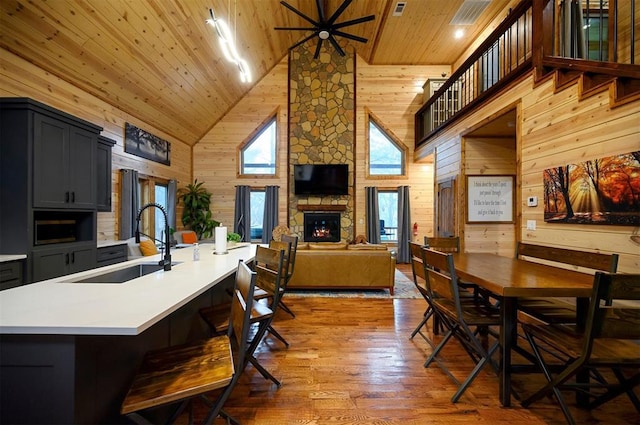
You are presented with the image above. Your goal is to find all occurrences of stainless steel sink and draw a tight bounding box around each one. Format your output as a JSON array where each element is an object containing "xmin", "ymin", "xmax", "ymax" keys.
[{"xmin": 74, "ymin": 262, "xmax": 181, "ymax": 283}]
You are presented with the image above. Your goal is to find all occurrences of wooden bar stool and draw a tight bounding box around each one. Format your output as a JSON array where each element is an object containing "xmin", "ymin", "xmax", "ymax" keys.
[{"xmin": 120, "ymin": 260, "xmax": 257, "ymax": 424}]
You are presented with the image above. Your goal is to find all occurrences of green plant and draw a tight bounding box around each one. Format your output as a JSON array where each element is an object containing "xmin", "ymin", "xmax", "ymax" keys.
[
  {"xmin": 227, "ymin": 232, "xmax": 241, "ymax": 242},
  {"xmin": 178, "ymin": 180, "xmax": 219, "ymax": 240}
]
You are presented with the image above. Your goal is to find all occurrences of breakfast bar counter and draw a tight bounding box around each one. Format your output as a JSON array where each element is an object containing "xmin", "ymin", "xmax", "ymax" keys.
[{"xmin": 0, "ymin": 243, "xmax": 255, "ymax": 424}]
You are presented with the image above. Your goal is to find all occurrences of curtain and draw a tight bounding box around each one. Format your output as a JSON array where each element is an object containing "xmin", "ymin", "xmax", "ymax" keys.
[
  {"xmin": 365, "ymin": 186, "xmax": 381, "ymax": 244},
  {"xmin": 561, "ymin": 0, "xmax": 586, "ymax": 59},
  {"xmin": 167, "ymin": 179, "xmax": 177, "ymax": 232},
  {"xmin": 119, "ymin": 169, "xmax": 139, "ymax": 240},
  {"xmin": 262, "ymin": 186, "xmax": 279, "ymax": 243},
  {"xmin": 234, "ymin": 185, "xmax": 251, "ymax": 242},
  {"xmin": 396, "ymin": 185, "xmax": 411, "ymax": 263}
]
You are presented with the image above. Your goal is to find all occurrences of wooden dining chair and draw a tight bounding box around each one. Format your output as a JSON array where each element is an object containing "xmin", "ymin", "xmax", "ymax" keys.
[
  {"xmin": 278, "ymin": 233, "xmax": 299, "ymax": 317},
  {"xmin": 516, "ymin": 243, "xmax": 619, "ymax": 324},
  {"xmin": 424, "ymin": 236, "xmax": 460, "ymax": 252},
  {"xmin": 424, "ymin": 236, "xmax": 489, "ymax": 305},
  {"xmin": 120, "ymin": 260, "xmax": 256, "ymax": 425},
  {"xmin": 408, "ymin": 241, "xmax": 436, "ymax": 344},
  {"xmin": 199, "ymin": 245, "xmax": 286, "ymax": 387},
  {"xmin": 254, "ymin": 235, "xmax": 299, "ymax": 318},
  {"xmin": 422, "ymin": 248, "xmax": 502, "ymax": 402},
  {"xmin": 245, "ymin": 245, "xmax": 287, "ymax": 387},
  {"xmin": 521, "ymin": 272, "xmax": 640, "ymax": 425}
]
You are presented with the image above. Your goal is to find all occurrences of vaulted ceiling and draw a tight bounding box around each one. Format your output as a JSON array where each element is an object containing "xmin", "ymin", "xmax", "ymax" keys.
[{"xmin": 0, "ymin": 0, "xmax": 511, "ymax": 146}]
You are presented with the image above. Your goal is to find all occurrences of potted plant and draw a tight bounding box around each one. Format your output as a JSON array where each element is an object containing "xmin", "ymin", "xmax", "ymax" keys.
[
  {"xmin": 178, "ymin": 180, "xmax": 219, "ymax": 240},
  {"xmin": 227, "ymin": 232, "xmax": 242, "ymax": 247}
]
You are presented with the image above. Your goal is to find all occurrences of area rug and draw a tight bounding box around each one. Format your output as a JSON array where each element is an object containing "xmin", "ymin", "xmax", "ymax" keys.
[{"xmin": 286, "ymin": 269, "xmax": 420, "ymax": 299}]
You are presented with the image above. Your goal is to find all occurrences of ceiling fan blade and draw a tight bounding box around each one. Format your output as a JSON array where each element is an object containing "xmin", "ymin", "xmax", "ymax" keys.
[
  {"xmin": 327, "ymin": 0, "xmax": 352, "ymax": 25},
  {"xmin": 328, "ymin": 35, "xmax": 346, "ymax": 56},
  {"xmin": 314, "ymin": 38, "xmax": 323, "ymax": 59},
  {"xmin": 274, "ymin": 27, "xmax": 317, "ymax": 31},
  {"xmin": 280, "ymin": 1, "xmax": 319, "ymax": 26},
  {"xmin": 316, "ymin": 0, "xmax": 325, "ymax": 23},
  {"xmin": 332, "ymin": 30, "xmax": 368, "ymax": 44},
  {"xmin": 290, "ymin": 32, "xmax": 319, "ymax": 50},
  {"xmin": 332, "ymin": 15, "xmax": 375, "ymax": 30}
]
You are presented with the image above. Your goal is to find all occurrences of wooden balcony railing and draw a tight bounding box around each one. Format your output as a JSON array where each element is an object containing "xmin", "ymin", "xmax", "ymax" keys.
[{"xmin": 415, "ymin": 0, "xmax": 639, "ymax": 149}]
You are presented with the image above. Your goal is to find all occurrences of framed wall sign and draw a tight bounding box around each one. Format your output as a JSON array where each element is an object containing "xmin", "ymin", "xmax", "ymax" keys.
[
  {"xmin": 124, "ymin": 122, "xmax": 170, "ymax": 165},
  {"xmin": 466, "ymin": 175, "xmax": 515, "ymax": 223}
]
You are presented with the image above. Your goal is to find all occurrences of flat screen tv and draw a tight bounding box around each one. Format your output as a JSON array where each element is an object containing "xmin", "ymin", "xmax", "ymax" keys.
[{"xmin": 294, "ymin": 164, "xmax": 348, "ymax": 195}]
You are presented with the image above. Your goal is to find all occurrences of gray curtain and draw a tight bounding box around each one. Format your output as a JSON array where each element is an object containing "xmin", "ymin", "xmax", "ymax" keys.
[
  {"xmin": 167, "ymin": 179, "xmax": 177, "ymax": 231},
  {"xmin": 234, "ymin": 185, "xmax": 251, "ymax": 242},
  {"xmin": 365, "ymin": 186, "xmax": 381, "ymax": 244},
  {"xmin": 561, "ymin": 0, "xmax": 586, "ymax": 59},
  {"xmin": 119, "ymin": 169, "xmax": 139, "ymax": 240},
  {"xmin": 262, "ymin": 186, "xmax": 279, "ymax": 243},
  {"xmin": 397, "ymin": 185, "xmax": 411, "ymax": 263}
]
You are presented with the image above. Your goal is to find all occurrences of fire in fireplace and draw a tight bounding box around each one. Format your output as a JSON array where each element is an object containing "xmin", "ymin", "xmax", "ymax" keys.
[{"xmin": 303, "ymin": 213, "xmax": 340, "ymax": 242}]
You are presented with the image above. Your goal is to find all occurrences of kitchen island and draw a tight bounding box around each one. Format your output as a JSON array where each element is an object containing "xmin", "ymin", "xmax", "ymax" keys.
[{"xmin": 0, "ymin": 243, "xmax": 256, "ymax": 424}]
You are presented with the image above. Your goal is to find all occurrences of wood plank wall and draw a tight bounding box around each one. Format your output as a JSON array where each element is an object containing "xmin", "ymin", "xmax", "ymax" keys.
[
  {"xmin": 0, "ymin": 49, "xmax": 192, "ymax": 241},
  {"xmin": 193, "ymin": 61, "xmax": 290, "ymax": 231},
  {"xmin": 193, "ymin": 54, "xmax": 450, "ymax": 245},
  {"xmin": 463, "ymin": 137, "xmax": 517, "ymax": 256},
  {"xmin": 355, "ymin": 58, "xmax": 451, "ymax": 242},
  {"xmin": 418, "ymin": 73, "xmax": 640, "ymax": 272}
]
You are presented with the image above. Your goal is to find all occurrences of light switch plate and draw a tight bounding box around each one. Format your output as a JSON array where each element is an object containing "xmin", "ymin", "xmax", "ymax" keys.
[
  {"xmin": 527, "ymin": 220, "xmax": 536, "ymax": 230},
  {"xmin": 527, "ymin": 196, "xmax": 538, "ymax": 207}
]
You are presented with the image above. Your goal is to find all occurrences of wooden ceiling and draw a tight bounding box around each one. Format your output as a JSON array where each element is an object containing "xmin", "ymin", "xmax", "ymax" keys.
[{"xmin": 0, "ymin": 0, "xmax": 510, "ymax": 146}]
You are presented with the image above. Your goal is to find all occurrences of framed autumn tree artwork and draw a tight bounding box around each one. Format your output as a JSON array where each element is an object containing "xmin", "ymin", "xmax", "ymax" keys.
[{"xmin": 544, "ymin": 151, "xmax": 640, "ymax": 225}]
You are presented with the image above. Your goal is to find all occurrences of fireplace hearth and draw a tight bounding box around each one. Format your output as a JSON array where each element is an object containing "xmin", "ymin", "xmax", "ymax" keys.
[{"xmin": 303, "ymin": 213, "xmax": 340, "ymax": 242}]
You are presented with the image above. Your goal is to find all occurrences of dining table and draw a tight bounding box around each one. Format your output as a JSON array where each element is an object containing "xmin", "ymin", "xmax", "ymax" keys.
[{"xmin": 450, "ymin": 252, "xmax": 595, "ymax": 407}]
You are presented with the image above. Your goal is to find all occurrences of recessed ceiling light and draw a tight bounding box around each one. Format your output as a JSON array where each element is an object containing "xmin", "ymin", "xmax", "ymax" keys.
[{"xmin": 454, "ymin": 29, "xmax": 465, "ymax": 39}]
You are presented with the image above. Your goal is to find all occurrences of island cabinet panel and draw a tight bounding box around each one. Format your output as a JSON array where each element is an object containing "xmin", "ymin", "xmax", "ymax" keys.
[
  {"xmin": 31, "ymin": 242, "xmax": 96, "ymax": 282},
  {"xmin": 0, "ymin": 260, "xmax": 23, "ymax": 290},
  {"xmin": 96, "ymin": 243, "xmax": 127, "ymax": 267}
]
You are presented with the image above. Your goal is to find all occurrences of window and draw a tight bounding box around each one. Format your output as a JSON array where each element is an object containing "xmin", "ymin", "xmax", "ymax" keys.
[
  {"xmin": 368, "ymin": 116, "xmax": 406, "ymax": 176},
  {"xmin": 250, "ymin": 189, "xmax": 265, "ymax": 241},
  {"xmin": 240, "ymin": 116, "xmax": 277, "ymax": 175},
  {"xmin": 378, "ymin": 190, "xmax": 398, "ymax": 242},
  {"xmin": 154, "ymin": 183, "xmax": 168, "ymax": 243},
  {"xmin": 137, "ymin": 178, "xmax": 169, "ymax": 244}
]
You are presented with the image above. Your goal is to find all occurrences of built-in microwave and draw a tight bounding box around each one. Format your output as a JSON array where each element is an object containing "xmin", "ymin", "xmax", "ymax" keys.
[{"xmin": 34, "ymin": 219, "xmax": 77, "ymax": 245}]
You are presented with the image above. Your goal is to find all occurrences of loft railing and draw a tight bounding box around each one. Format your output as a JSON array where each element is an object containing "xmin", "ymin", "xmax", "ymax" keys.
[
  {"xmin": 536, "ymin": 0, "xmax": 638, "ymax": 77},
  {"xmin": 416, "ymin": 0, "xmax": 639, "ymax": 149},
  {"xmin": 415, "ymin": 0, "xmax": 534, "ymax": 146}
]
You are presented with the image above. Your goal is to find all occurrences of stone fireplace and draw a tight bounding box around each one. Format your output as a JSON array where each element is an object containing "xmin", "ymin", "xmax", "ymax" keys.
[
  {"xmin": 303, "ymin": 213, "xmax": 341, "ymax": 242},
  {"xmin": 287, "ymin": 43, "xmax": 355, "ymax": 242}
]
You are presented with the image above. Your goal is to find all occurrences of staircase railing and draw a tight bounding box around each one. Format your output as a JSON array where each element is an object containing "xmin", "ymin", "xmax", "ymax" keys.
[{"xmin": 416, "ymin": 0, "xmax": 639, "ymax": 150}]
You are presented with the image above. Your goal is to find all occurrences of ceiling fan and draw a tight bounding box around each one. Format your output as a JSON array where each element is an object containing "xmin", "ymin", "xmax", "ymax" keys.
[{"xmin": 275, "ymin": 0, "xmax": 375, "ymax": 59}]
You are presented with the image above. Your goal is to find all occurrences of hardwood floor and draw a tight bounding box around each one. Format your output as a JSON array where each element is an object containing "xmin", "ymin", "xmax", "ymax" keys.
[{"xmin": 181, "ymin": 265, "xmax": 639, "ymax": 424}]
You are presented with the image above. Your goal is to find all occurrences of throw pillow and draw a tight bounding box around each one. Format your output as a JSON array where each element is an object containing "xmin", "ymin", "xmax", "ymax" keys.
[
  {"xmin": 139, "ymin": 239, "xmax": 158, "ymax": 256},
  {"xmin": 181, "ymin": 232, "xmax": 197, "ymax": 244}
]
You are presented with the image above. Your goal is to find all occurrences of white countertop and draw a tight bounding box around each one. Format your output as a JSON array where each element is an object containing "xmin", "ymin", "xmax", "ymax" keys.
[
  {"xmin": 0, "ymin": 243, "xmax": 256, "ymax": 336},
  {"xmin": 0, "ymin": 255, "xmax": 27, "ymax": 263}
]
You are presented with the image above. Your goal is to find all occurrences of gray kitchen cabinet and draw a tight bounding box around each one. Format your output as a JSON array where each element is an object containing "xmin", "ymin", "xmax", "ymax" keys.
[
  {"xmin": 32, "ymin": 243, "xmax": 96, "ymax": 282},
  {"xmin": 33, "ymin": 113, "xmax": 97, "ymax": 210},
  {"xmin": 0, "ymin": 98, "xmax": 103, "ymax": 283},
  {"xmin": 97, "ymin": 136, "xmax": 116, "ymax": 212}
]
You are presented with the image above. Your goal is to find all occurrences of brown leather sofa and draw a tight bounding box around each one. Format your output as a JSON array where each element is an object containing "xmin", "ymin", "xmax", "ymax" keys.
[{"xmin": 287, "ymin": 242, "xmax": 397, "ymax": 294}]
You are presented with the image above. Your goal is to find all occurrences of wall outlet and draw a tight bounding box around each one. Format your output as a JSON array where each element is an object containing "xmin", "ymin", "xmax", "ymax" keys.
[
  {"xmin": 527, "ymin": 220, "xmax": 536, "ymax": 230},
  {"xmin": 527, "ymin": 196, "xmax": 538, "ymax": 207}
]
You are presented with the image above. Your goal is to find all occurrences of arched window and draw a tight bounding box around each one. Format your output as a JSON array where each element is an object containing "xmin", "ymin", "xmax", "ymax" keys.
[
  {"xmin": 239, "ymin": 115, "xmax": 277, "ymax": 175},
  {"xmin": 367, "ymin": 114, "xmax": 406, "ymax": 177}
]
